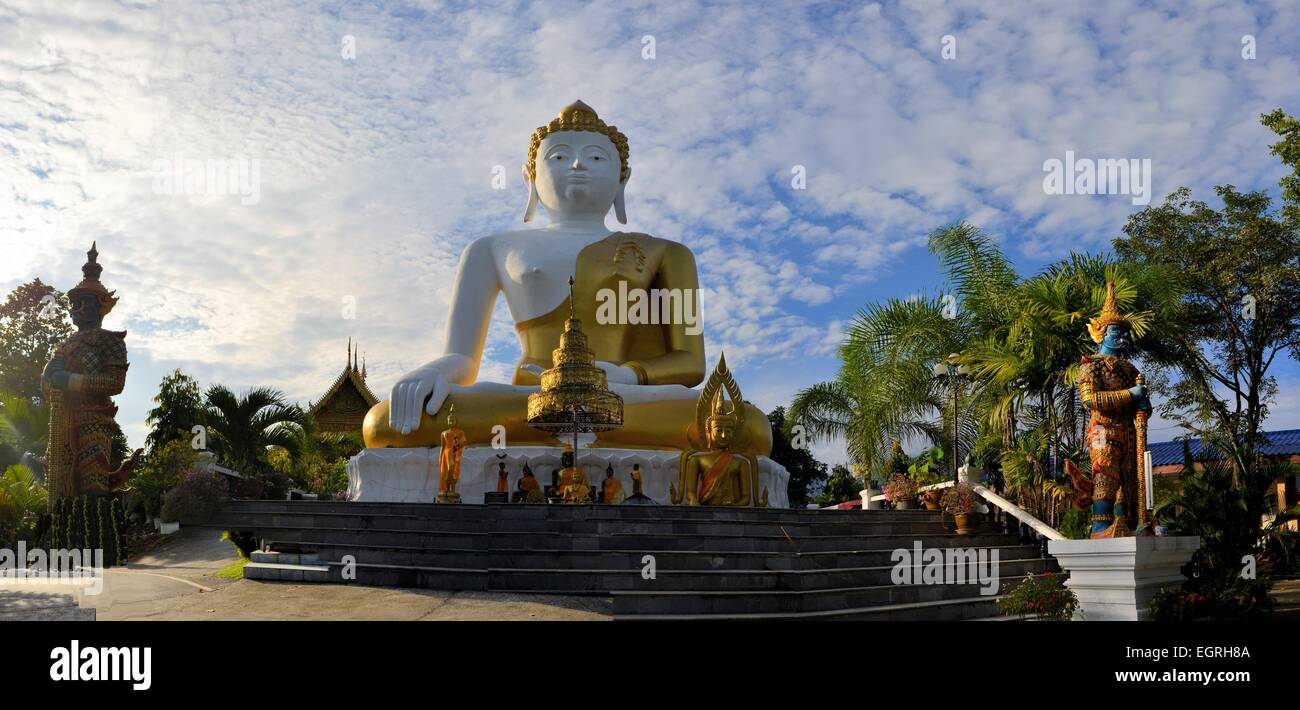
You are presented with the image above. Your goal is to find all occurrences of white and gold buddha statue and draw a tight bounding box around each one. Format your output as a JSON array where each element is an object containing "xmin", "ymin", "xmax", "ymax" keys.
[{"xmin": 348, "ymin": 101, "xmax": 789, "ymax": 506}]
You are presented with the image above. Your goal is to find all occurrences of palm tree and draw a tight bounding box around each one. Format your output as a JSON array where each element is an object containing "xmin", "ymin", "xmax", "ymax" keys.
[
  {"xmin": 791, "ymin": 221, "xmax": 1181, "ymax": 518},
  {"xmin": 790, "ymin": 223, "xmax": 1009, "ymax": 472},
  {"xmin": 202, "ymin": 385, "xmax": 306, "ymax": 475},
  {"xmin": 0, "ymin": 393, "xmax": 50, "ymax": 481}
]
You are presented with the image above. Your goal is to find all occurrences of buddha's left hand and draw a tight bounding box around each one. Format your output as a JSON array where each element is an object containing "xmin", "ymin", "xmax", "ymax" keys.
[{"xmin": 595, "ymin": 361, "xmax": 639, "ymax": 385}]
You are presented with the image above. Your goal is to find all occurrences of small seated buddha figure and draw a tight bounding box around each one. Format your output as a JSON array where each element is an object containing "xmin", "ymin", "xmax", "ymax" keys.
[
  {"xmin": 671, "ymin": 355, "xmax": 767, "ymax": 507},
  {"xmin": 361, "ymin": 101, "xmax": 772, "ymax": 455},
  {"xmin": 602, "ymin": 464, "xmax": 625, "ymax": 504},
  {"xmin": 516, "ymin": 466, "xmax": 545, "ymax": 504},
  {"xmin": 557, "ymin": 448, "xmax": 591, "ymax": 504}
]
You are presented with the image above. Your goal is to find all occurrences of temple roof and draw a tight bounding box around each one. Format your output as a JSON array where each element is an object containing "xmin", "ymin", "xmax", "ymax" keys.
[
  {"xmin": 308, "ymin": 339, "xmax": 378, "ymax": 431},
  {"xmin": 1149, "ymin": 429, "xmax": 1300, "ymax": 466}
]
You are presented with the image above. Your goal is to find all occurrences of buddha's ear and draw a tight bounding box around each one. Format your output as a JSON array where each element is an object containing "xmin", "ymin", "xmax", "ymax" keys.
[
  {"xmin": 522, "ymin": 164, "xmax": 539, "ymax": 223},
  {"xmin": 613, "ymin": 167, "xmax": 630, "ymax": 224}
]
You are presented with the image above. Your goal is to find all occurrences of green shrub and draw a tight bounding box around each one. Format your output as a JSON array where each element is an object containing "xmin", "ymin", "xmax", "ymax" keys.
[
  {"xmin": 1059, "ymin": 508, "xmax": 1090, "ymax": 540},
  {"xmin": 0, "ymin": 464, "xmax": 47, "ymax": 546}
]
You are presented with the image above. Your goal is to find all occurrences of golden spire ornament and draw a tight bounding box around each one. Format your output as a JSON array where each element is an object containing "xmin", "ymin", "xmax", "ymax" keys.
[
  {"xmin": 527, "ymin": 277, "xmax": 624, "ymax": 456},
  {"xmin": 1087, "ymin": 281, "xmax": 1129, "ymax": 343}
]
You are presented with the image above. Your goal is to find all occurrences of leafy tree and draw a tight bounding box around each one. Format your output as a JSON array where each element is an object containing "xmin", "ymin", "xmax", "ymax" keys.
[
  {"xmin": 129, "ymin": 438, "xmax": 198, "ymax": 516},
  {"xmin": 0, "ymin": 464, "xmax": 48, "ymax": 545},
  {"xmin": 0, "ymin": 392, "xmax": 50, "ymax": 480},
  {"xmin": 1114, "ymin": 109, "xmax": 1300, "ymax": 483},
  {"xmin": 815, "ymin": 464, "xmax": 861, "ymax": 506},
  {"xmin": 1154, "ymin": 451, "xmax": 1297, "ymax": 614},
  {"xmin": 202, "ymin": 385, "xmax": 305, "ymax": 483},
  {"xmin": 767, "ymin": 406, "xmax": 827, "ymax": 507},
  {"xmin": 144, "ymin": 369, "xmax": 204, "ymax": 455},
  {"xmin": 0, "ymin": 279, "xmax": 72, "ymax": 399}
]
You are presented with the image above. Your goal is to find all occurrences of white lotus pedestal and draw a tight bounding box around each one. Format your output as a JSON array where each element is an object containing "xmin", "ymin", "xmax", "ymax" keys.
[
  {"xmin": 347, "ymin": 446, "xmax": 792, "ymax": 508},
  {"xmin": 1047, "ymin": 536, "xmax": 1200, "ymax": 621}
]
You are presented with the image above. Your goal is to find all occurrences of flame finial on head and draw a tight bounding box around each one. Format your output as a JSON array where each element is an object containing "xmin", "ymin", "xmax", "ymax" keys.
[
  {"xmin": 68, "ymin": 241, "xmax": 118, "ymax": 317},
  {"xmin": 1087, "ymin": 281, "xmax": 1130, "ymax": 343}
]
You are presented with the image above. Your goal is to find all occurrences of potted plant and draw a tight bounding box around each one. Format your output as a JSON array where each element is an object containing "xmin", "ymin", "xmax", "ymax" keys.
[
  {"xmin": 918, "ymin": 488, "xmax": 943, "ymax": 510},
  {"xmin": 883, "ymin": 475, "xmax": 918, "ymax": 510},
  {"xmin": 940, "ymin": 482, "xmax": 980, "ymax": 534}
]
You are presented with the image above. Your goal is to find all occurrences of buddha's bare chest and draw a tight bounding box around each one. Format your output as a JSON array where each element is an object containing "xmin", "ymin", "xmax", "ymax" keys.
[{"xmin": 496, "ymin": 232, "xmax": 662, "ymax": 319}]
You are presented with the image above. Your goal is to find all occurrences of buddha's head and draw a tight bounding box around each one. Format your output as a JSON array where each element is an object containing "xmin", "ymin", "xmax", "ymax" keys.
[
  {"xmin": 446, "ymin": 404, "xmax": 458, "ymax": 428},
  {"xmin": 706, "ymin": 391, "xmax": 739, "ymax": 450},
  {"xmin": 523, "ymin": 101, "xmax": 630, "ymax": 225}
]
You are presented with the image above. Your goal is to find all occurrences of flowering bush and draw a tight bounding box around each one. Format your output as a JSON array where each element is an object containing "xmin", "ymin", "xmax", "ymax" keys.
[
  {"xmin": 997, "ymin": 572, "xmax": 1077, "ymax": 621},
  {"xmin": 160, "ymin": 469, "xmax": 228, "ymax": 524},
  {"xmin": 882, "ymin": 475, "xmax": 917, "ymax": 504},
  {"xmin": 940, "ymin": 482, "xmax": 979, "ymax": 515}
]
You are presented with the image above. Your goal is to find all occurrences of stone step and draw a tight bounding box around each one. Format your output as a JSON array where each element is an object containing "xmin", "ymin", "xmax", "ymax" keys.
[
  {"xmin": 250, "ymin": 526, "xmax": 1018, "ymax": 553},
  {"xmin": 609, "ymin": 572, "xmax": 1047, "ymax": 616},
  {"xmin": 280, "ymin": 541, "xmax": 1044, "ymax": 572},
  {"xmin": 208, "ymin": 510, "xmax": 964, "ymax": 536},
  {"xmin": 486, "ymin": 556, "xmax": 1050, "ymax": 593},
  {"xmin": 242, "ymin": 561, "xmax": 333, "ymax": 583},
  {"xmin": 249, "ymin": 550, "xmax": 321, "ymax": 565},
  {"xmin": 0, "ymin": 607, "xmax": 98, "ymax": 621},
  {"xmin": 615, "ymin": 594, "xmax": 1007, "ymax": 621},
  {"xmin": 218, "ymin": 500, "xmax": 940, "ymax": 523},
  {"xmin": 0, "ymin": 590, "xmax": 96, "ymax": 621}
]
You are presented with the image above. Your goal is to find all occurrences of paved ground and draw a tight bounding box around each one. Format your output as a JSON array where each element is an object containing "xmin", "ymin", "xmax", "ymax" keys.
[{"xmin": 1, "ymin": 527, "xmax": 610, "ymax": 621}]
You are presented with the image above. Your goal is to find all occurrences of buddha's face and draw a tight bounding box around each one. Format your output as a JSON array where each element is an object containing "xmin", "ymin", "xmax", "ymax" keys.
[
  {"xmin": 533, "ymin": 130, "xmax": 622, "ymax": 219},
  {"xmin": 708, "ymin": 418, "xmax": 736, "ymax": 449}
]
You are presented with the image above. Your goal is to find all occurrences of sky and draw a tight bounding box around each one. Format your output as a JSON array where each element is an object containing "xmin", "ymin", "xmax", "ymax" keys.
[{"xmin": 2, "ymin": 0, "xmax": 1299, "ymax": 468}]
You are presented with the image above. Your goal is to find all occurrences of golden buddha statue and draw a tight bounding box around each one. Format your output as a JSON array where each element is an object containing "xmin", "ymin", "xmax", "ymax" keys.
[
  {"xmin": 556, "ymin": 447, "xmax": 591, "ymax": 503},
  {"xmin": 602, "ymin": 464, "xmax": 625, "ymax": 504},
  {"xmin": 361, "ymin": 101, "xmax": 771, "ymax": 455},
  {"xmin": 671, "ymin": 354, "xmax": 767, "ymax": 507},
  {"xmin": 435, "ymin": 405, "xmax": 466, "ymax": 503}
]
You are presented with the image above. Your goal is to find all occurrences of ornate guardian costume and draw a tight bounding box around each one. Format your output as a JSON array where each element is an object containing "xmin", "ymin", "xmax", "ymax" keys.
[
  {"xmin": 44, "ymin": 244, "xmax": 133, "ymax": 501},
  {"xmin": 1076, "ymin": 282, "xmax": 1148, "ymax": 538},
  {"xmin": 43, "ymin": 243, "xmax": 137, "ymax": 565}
]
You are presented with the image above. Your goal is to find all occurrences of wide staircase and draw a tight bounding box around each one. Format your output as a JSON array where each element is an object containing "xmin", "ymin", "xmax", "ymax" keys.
[{"xmin": 207, "ymin": 500, "xmax": 1056, "ymax": 620}]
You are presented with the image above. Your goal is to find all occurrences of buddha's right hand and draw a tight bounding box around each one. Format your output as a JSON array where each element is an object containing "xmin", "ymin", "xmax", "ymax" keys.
[{"xmin": 389, "ymin": 367, "xmax": 449, "ymax": 435}]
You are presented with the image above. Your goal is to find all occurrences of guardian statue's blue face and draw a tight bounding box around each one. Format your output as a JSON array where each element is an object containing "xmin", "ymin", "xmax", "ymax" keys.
[{"xmin": 1100, "ymin": 323, "xmax": 1130, "ymax": 356}]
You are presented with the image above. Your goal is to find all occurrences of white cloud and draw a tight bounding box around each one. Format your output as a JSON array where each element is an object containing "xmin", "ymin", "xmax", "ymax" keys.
[{"xmin": 2, "ymin": 0, "xmax": 1298, "ymax": 466}]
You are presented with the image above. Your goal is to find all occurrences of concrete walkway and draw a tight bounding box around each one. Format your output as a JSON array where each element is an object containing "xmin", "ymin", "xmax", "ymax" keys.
[{"xmin": 22, "ymin": 527, "xmax": 610, "ymax": 621}]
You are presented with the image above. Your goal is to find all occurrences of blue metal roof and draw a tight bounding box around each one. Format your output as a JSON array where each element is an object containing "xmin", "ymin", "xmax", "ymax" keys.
[{"xmin": 1148, "ymin": 428, "xmax": 1300, "ymax": 466}]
